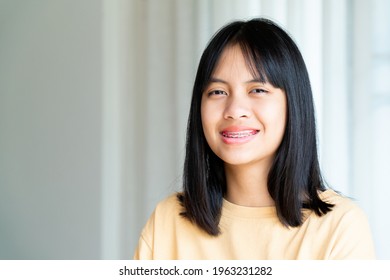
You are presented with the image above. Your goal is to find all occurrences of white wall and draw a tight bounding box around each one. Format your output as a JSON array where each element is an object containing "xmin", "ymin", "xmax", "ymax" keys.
[
  {"xmin": 350, "ymin": 0, "xmax": 390, "ymax": 260},
  {"xmin": 0, "ymin": 0, "xmax": 103, "ymax": 259}
]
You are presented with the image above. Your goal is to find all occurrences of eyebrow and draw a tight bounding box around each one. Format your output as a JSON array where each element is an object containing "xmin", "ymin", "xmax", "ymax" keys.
[{"xmin": 208, "ymin": 77, "xmax": 266, "ymax": 84}]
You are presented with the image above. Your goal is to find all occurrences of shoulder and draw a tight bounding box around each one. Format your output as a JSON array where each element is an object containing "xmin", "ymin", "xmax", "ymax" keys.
[
  {"xmin": 145, "ymin": 193, "xmax": 187, "ymax": 231},
  {"xmin": 134, "ymin": 193, "xmax": 184, "ymax": 260},
  {"xmin": 153, "ymin": 193, "xmax": 183, "ymax": 217},
  {"xmin": 303, "ymin": 189, "xmax": 373, "ymax": 240},
  {"xmin": 137, "ymin": 193, "xmax": 184, "ymax": 241},
  {"xmin": 316, "ymin": 189, "xmax": 375, "ymax": 259},
  {"xmin": 319, "ymin": 189, "xmax": 365, "ymax": 217}
]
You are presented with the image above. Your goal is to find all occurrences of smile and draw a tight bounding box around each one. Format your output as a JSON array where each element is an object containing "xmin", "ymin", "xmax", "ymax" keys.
[
  {"xmin": 221, "ymin": 130, "xmax": 259, "ymax": 138},
  {"xmin": 220, "ymin": 129, "xmax": 260, "ymax": 144}
]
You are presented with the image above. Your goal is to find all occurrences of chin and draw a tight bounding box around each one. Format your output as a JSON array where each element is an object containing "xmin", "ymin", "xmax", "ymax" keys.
[
  {"xmin": 220, "ymin": 155, "xmax": 259, "ymax": 166},
  {"xmin": 219, "ymin": 151, "xmax": 275, "ymax": 168}
]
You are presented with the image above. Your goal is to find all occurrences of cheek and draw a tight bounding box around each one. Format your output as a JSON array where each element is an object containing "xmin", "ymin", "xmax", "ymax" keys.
[
  {"xmin": 258, "ymin": 101, "xmax": 287, "ymax": 134},
  {"xmin": 201, "ymin": 100, "xmax": 214, "ymax": 139},
  {"xmin": 200, "ymin": 101, "xmax": 208, "ymax": 131},
  {"xmin": 273, "ymin": 103, "xmax": 287, "ymax": 138},
  {"xmin": 201, "ymin": 101, "xmax": 223, "ymax": 150}
]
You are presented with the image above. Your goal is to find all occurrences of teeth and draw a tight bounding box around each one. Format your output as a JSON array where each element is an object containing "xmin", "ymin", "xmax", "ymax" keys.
[{"xmin": 222, "ymin": 130, "xmax": 257, "ymax": 138}]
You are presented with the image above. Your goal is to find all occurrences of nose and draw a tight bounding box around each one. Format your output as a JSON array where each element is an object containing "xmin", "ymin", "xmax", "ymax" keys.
[{"xmin": 223, "ymin": 95, "xmax": 251, "ymax": 120}]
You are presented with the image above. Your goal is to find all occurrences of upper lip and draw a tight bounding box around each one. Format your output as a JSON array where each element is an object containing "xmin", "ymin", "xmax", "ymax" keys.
[{"xmin": 220, "ymin": 126, "xmax": 260, "ymax": 133}]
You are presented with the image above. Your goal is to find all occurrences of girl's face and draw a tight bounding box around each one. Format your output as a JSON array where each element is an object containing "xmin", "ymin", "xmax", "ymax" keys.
[{"xmin": 201, "ymin": 44, "xmax": 287, "ymax": 168}]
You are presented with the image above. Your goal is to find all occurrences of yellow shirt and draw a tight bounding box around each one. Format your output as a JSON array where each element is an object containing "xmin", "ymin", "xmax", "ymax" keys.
[{"xmin": 133, "ymin": 190, "xmax": 375, "ymax": 259}]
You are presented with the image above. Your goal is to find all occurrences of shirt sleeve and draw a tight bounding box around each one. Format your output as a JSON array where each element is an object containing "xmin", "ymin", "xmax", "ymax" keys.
[
  {"xmin": 328, "ymin": 205, "xmax": 376, "ymax": 259},
  {"xmin": 133, "ymin": 211, "xmax": 155, "ymax": 260},
  {"xmin": 133, "ymin": 234, "xmax": 152, "ymax": 260}
]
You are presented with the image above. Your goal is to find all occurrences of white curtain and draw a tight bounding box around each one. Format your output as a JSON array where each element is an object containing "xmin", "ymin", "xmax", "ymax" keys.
[{"xmin": 102, "ymin": 0, "xmax": 390, "ymax": 259}]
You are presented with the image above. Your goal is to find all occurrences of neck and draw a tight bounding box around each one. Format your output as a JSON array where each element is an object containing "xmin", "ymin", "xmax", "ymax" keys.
[{"xmin": 224, "ymin": 160, "xmax": 275, "ymax": 207}]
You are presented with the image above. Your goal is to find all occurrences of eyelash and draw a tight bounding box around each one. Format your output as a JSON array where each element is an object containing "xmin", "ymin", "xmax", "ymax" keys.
[
  {"xmin": 250, "ymin": 88, "xmax": 268, "ymax": 94},
  {"xmin": 207, "ymin": 88, "xmax": 268, "ymax": 96},
  {"xmin": 208, "ymin": 90, "xmax": 227, "ymax": 96}
]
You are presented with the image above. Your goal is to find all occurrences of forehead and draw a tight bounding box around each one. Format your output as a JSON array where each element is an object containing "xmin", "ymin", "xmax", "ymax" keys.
[
  {"xmin": 211, "ymin": 44, "xmax": 254, "ymax": 79},
  {"xmin": 210, "ymin": 43, "xmax": 271, "ymax": 86}
]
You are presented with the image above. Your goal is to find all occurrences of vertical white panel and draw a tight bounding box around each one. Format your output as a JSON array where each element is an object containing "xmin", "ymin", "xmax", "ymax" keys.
[
  {"xmin": 350, "ymin": 0, "xmax": 388, "ymax": 258},
  {"xmin": 120, "ymin": 0, "xmax": 147, "ymax": 259},
  {"xmin": 286, "ymin": 0, "xmax": 324, "ymax": 162},
  {"xmin": 300, "ymin": 0, "xmax": 323, "ymax": 142},
  {"xmin": 233, "ymin": 0, "xmax": 262, "ymax": 19},
  {"xmin": 144, "ymin": 0, "xmax": 178, "ymax": 216},
  {"xmin": 173, "ymin": 0, "xmax": 197, "ymax": 187},
  {"xmin": 0, "ymin": 0, "xmax": 102, "ymax": 259},
  {"xmin": 372, "ymin": 107, "xmax": 390, "ymax": 258},
  {"xmin": 372, "ymin": 0, "xmax": 390, "ymax": 54},
  {"xmin": 247, "ymin": 0, "xmax": 262, "ymax": 15},
  {"xmin": 194, "ymin": 0, "xmax": 213, "ymax": 58},
  {"xmin": 321, "ymin": 0, "xmax": 350, "ymax": 194},
  {"xmin": 286, "ymin": 0, "xmax": 304, "ymax": 46},
  {"xmin": 369, "ymin": 0, "xmax": 390, "ymax": 260},
  {"xmin": 102, "ymin": 0, "xmax": 123, "ymax": 259},
  {"xmin": 102, "ymin": 0, "xmax": 146, "ymax": 259},
  {"xmin": 210, "ymin": 0, "xmax": 236, "ymax": 32},
  {"xmin": 261, "ymin": 0, "xmax": 288, "ymax": 25},
  {"xmin": 351, "ymin": 0, "xmax": 373, "ymax": 212}
]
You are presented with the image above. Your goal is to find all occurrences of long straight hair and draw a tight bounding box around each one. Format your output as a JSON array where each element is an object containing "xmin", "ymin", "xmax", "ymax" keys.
[{"xmin": 178, "ymin": 18, "xmax": 333, "ymax": 236}]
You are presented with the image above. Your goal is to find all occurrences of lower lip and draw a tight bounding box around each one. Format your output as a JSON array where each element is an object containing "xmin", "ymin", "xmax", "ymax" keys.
[{"xmin": 220, "ymin": 131, "xmax": 259, "ymax": 144}]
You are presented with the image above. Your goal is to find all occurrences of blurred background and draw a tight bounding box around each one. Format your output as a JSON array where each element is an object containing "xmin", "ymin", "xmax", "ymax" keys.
[{"xmin": 0, "ymin": 0, "xmax": 389, "ymax": 259}]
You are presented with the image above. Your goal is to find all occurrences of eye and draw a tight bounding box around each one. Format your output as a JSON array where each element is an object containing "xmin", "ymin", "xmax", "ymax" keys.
[
  {"xmin": 249, "ymin": 88, "xmax": 268, "ymax": 95},
  {"xmin": 208, "ymin": 90, "xmax": 227, "ymax": 96}
]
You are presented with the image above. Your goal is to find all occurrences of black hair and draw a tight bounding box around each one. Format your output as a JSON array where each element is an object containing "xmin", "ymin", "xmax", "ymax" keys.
[{"xmin": 178, "ymin": 18, "xmax": 333, "ymax": 236}]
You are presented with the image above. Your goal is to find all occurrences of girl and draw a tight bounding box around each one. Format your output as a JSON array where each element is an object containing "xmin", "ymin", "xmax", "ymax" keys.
[{"xmin": 133, "ymin": 18, "xmax": 375, "ymax": 259}]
